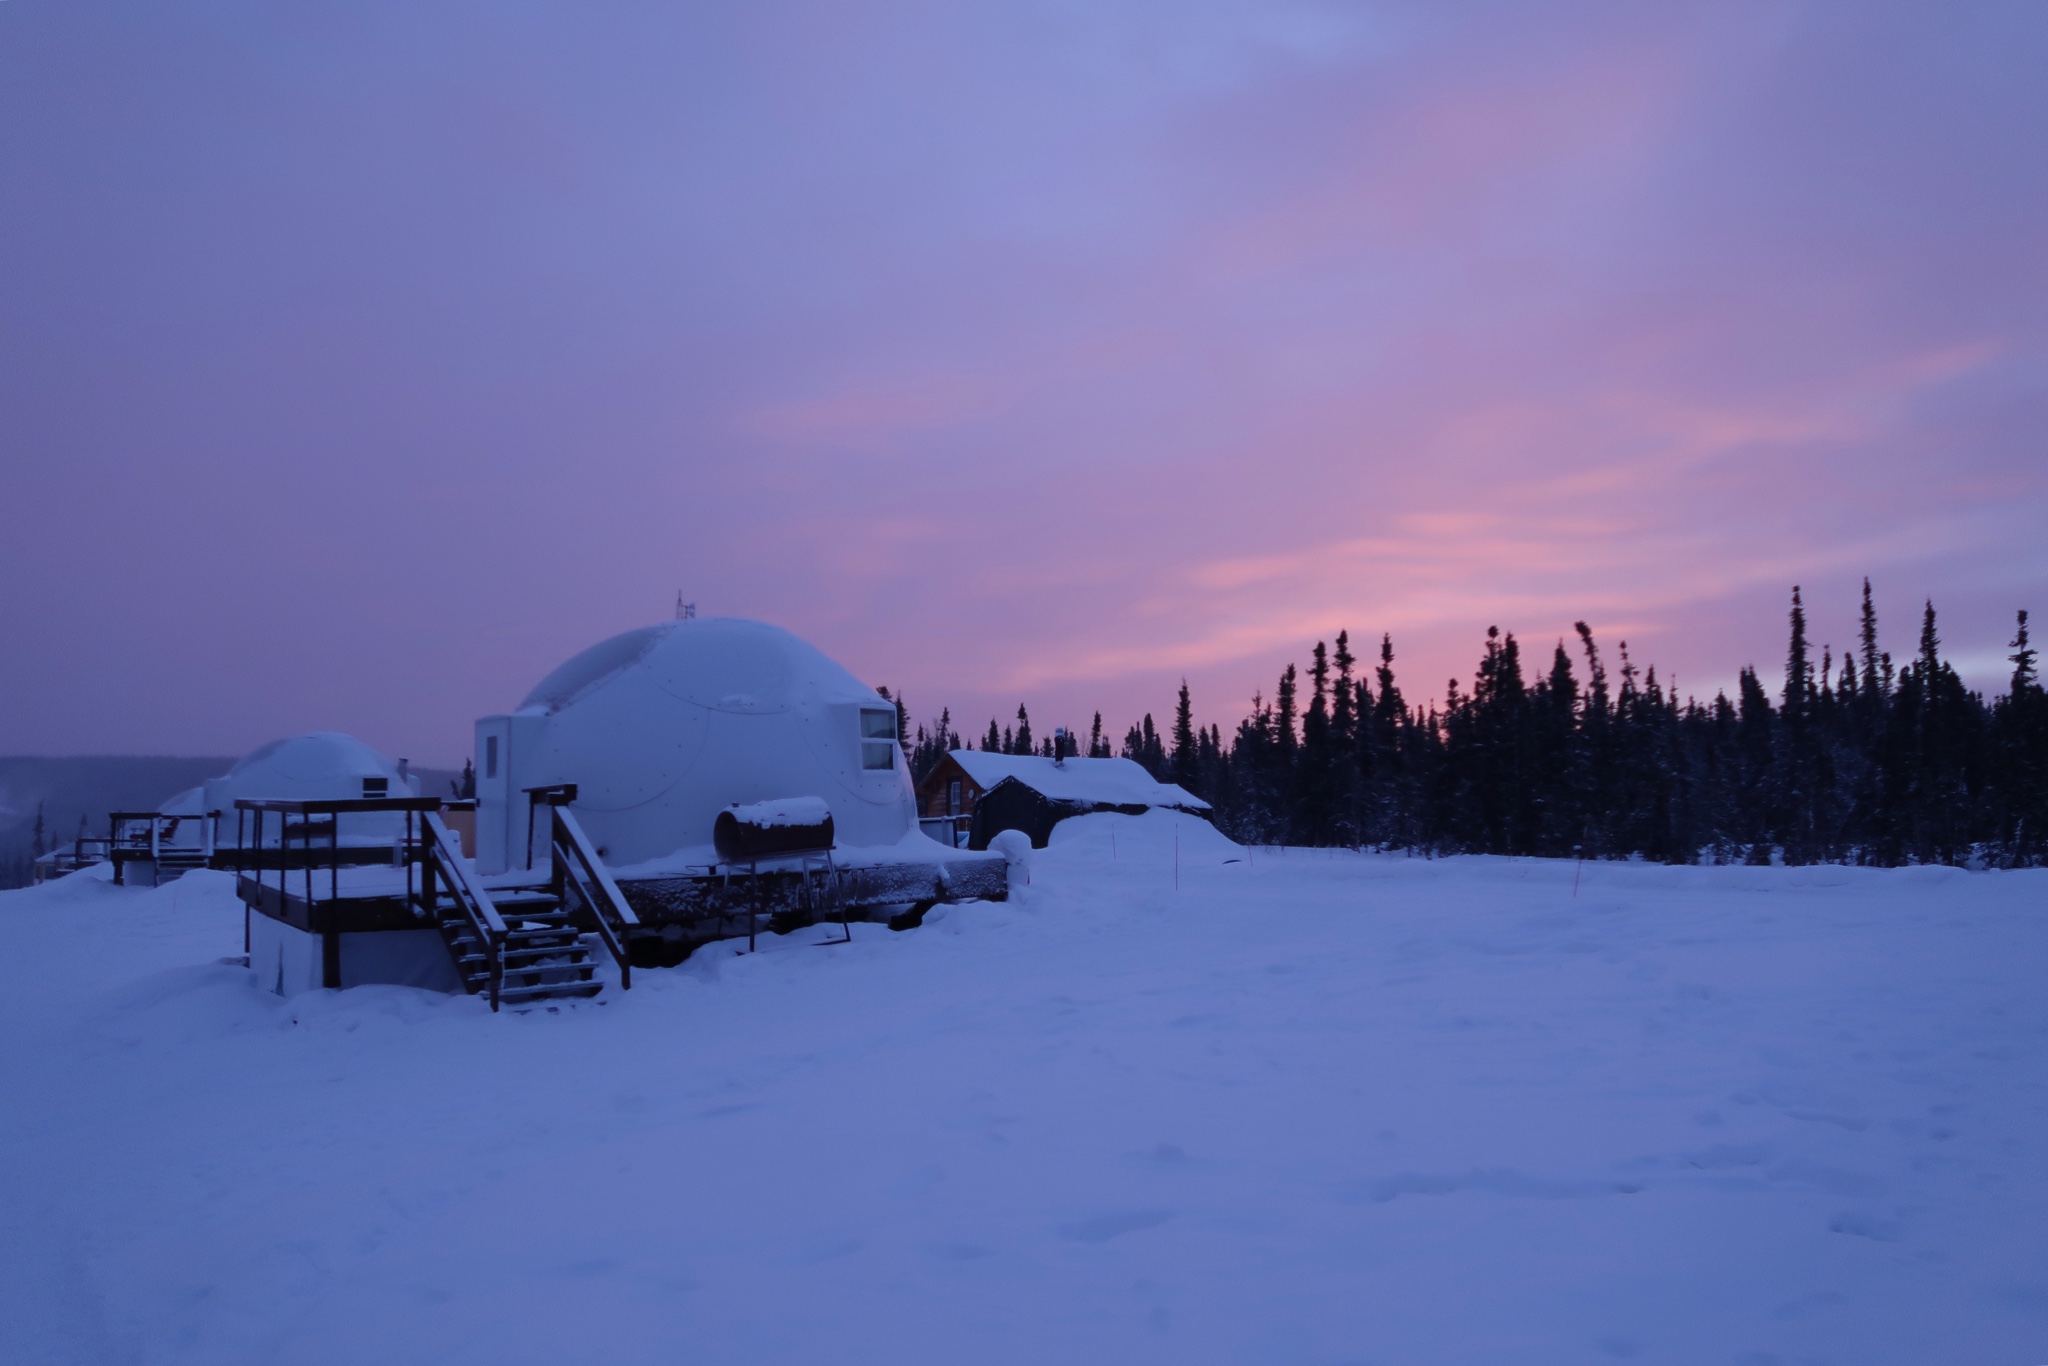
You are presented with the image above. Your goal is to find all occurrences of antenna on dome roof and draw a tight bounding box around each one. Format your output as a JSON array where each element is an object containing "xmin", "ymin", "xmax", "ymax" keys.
[{"xmin": 675, "ymin": 593, "xmax": 696, "ymax": 621}]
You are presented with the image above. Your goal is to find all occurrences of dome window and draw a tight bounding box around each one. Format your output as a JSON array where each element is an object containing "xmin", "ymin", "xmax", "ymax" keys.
[{"xmin": 860, "ymin": 709, "xmax": 898, "ymax": 770}]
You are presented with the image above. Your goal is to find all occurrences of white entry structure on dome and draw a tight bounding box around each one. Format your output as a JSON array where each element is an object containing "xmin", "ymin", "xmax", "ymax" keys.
[{"xmin": 472, "ymin": 619, "xmax": 1007, "ymax": 938}]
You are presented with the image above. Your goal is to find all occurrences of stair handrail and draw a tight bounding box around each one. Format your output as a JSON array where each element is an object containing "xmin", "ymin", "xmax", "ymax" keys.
[
  {"xmin": 536, "ymin": 797, "xmax": 640, "ymax": 989},
  {"xmin": 420, "ymin": 811, "xmax": 507, "ymax": 1010}
]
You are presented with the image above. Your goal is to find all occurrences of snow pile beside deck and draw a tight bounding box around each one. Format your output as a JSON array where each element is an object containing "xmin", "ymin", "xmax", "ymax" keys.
[{"xmin": 2, "ymin": 830, "xmax": 2046, "ymax": 1364}]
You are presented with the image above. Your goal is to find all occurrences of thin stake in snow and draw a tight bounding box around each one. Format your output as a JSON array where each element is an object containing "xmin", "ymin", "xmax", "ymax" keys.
[
  {"xmin": 1573, "ymin": 845, "xmax": 1584, "ymax": 898},
  {"xmin": 1175, "ymin": 822, "xmax": 1180, "ymax": 891}
]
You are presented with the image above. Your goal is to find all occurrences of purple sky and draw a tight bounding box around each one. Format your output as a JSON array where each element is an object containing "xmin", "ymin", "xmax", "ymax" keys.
[{"xmin": 3, "ymin": 1, "xmax": 2045, "ymax": 765}]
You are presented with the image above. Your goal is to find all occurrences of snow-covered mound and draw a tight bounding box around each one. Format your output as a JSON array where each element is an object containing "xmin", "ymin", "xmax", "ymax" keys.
[
  {"xmin": 1047, "ymin": 807, "xmax": 1242, "ymax": 861},
  {"xmin": 2, "ymin": 848, "xmax": 2045, "ymax": 1363}
]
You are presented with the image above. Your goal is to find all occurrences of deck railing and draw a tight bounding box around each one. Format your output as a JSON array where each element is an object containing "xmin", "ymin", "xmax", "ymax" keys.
[
  {"xmin": 527, "ymin": 784, "xmax": 639, "ymax": 988},
  {"xmin": 108, "ymin": 810, "xmax": 221, "ymax": 884},
  {"xmin": 231, "ymin": 796, "xmax": 511, "ymax": 1004},
  {"xmin": 230, "ymin": 796, "xmax": 442, "ymax": 909},
  {"xmin": 418, "ymin": 810, "xmax": 508, "ymax": 1010}
]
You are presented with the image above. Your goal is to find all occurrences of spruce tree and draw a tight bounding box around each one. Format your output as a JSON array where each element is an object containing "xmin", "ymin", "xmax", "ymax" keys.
[
  {"xmin": 1298, "ymin": 644, "xmax": 1336, "ymax": 843},
  {"xmin": 2010, "ymin": 610, "xmax": 2037, "ymax": 696},
  {"xmin": 1783, "ymin": 587, "xmax": 1811, "ymax": 718},
  {"xmin": 1735, "ymin": 666, "xmax": 1776, "ymax": 862},
  {"xmin": 1780, "ymin": 587, "xmax": 1817, "ymax": 862},
  {"xmin": 1171, "ymin": 681, "xmax": 1199, "ymax": 792},
  {"xmin": 1331, "ymin": 633, "xmax": 1356, "ymax": 748},
  {"xmin": 1998, "ymin": 610, "xmax": 2047, "ymax": 863},
  {"xmin": 1367, "ymin": 635, "xmax": 1407, "ymax": 847},
  {"xmin": 1274, "ymin": 665, "xmax": 1298, "ymax": 756},
  {"xmin": 1329, "ymin": 631, "xmax": 1360, "ymax": 842},
  {"xmin": 1014, "ymin": 705, "xmax": 1033, "ymax": 756},
  {"xmin": 1141, "ymin": 714, "xmax": 1166, "ymax": 776}
]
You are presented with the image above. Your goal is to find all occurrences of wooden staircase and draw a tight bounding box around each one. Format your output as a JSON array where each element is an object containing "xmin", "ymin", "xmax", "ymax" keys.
[
  {"xmin": 155, "ymin": 848, "xmax": 212, "ymax": 879},
  {"xmin": 433, "ymin": 886, "xmax": 603, "ymax": 1007},
  {"xmin": 417, "ymin": 805, "xmax": 638, "ymax": 1012}
]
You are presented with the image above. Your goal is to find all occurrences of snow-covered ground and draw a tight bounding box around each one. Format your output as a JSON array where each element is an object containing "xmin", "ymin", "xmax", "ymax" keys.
[{"xmin": 3, "ymin": 812, "xmax": 2045, "ymax": 1365}]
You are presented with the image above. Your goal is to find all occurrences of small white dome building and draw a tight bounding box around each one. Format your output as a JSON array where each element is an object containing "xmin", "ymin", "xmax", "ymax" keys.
[
  {"xmin": 203, "ymin": 732, "xmax": 416, "ymax": 825},
  {"xmin": 474, "ymin": 618, "xmax": 916, "ymax": 874}
]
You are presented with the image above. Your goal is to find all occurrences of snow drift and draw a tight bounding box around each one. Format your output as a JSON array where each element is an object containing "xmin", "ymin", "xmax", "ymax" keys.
[{"xmin": 2, "ymin": 822, "xmax": 2045, "ymax": 1364}]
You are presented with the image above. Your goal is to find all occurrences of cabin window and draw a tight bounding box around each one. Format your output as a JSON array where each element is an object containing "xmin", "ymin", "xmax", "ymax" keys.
[
  {"xmin": 361, "ymin": 777, "xmax": 389, "ymax": 799},
  {"xmin": 484, "ymin": 735, "xmax": 498, "ymax": 779},
  {"xmin": 949, "ymin": 779, "xmax": 962, "ymax": 815}
]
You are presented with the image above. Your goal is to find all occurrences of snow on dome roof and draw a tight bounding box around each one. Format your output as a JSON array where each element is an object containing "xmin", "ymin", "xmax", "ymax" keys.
[
  {"xmin": 948, "ymin": 752, "xmax": 1212, "ymax": 812},
  {"xmin": 158, "ymin": 786, "xmax": 207, "ymax": 816},
  {"xmin": 521, "ymin": 618, "xmax": 881, "ymax": 718},
  {"xmin": 221, "ymin": 732, "xmax": 404, "ymax": 797}
]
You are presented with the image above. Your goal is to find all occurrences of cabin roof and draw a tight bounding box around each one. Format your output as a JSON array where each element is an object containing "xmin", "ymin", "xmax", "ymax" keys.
[{"xmin": 940, "ymin": 751, "xmax": 1211, "ymax": 811}]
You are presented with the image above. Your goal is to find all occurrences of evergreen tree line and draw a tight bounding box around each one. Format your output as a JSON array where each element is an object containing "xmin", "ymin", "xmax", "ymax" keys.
[{"xmin": 908, "ymin": 582, "xmax": 2048, "ymax": 867}]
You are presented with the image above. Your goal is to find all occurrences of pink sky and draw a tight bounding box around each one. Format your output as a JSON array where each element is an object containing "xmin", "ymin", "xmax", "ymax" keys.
[{"xmin": 3, "ymin": 1, "xmax": 2044, "ymax": 765}]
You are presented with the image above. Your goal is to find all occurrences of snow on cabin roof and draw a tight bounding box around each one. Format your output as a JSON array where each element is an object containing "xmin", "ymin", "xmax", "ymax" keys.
[{"xmin": 945, "ymin": 751, "xmax": 1212, "ymax": 812}]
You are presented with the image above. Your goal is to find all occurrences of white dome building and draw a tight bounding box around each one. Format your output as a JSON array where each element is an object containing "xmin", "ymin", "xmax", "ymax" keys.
[
  {"xmin": 203, "ymin": 732, "xmax": 415, "ymax": 816},
  {"xmin": 474, "ymin": 618, "xmax": 920, "ymax": 875},
  {"xmin": 203, "ymin": 732, "xmax": 419, "ymax": 848}
]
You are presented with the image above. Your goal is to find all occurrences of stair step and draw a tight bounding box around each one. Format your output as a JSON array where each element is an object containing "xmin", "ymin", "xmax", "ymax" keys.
[
  {"xmin": 458, "ymin": 964, "xmax": 596, "ymax": 986},
  {"xmin": 505, "ymin": 947, "xmax": 591, "ymax": 966},
  {"xmin": 493, "ymin": 890, "xmax": 561, "ymax": 908},
  {"xmin": 501, "ymin": 958, "xmax": 593, "ymax": 974},
  {"xmin": 452, "ymin": 952, "xmax": 590, "ymax": 974},
  {"xmin": 497, "ymin": 979, "xmax": 603, "ymax": 1003},
  {"xmin": 444, "ymin": 923, "xmax": 582, "ymax": 942},
  {"xmin": 444, "ymin": 925, "xmax": 581, "ymax": 946}
]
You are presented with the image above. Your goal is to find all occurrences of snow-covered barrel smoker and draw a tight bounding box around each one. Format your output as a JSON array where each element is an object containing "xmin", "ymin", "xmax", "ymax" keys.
[
  {"xmin": 474, "ymin": 618, "xmax": 1009, "ymax": 955},
  {"xmin": 714, "ymin": 797, "xmax": 834, "ymax": 862}
]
